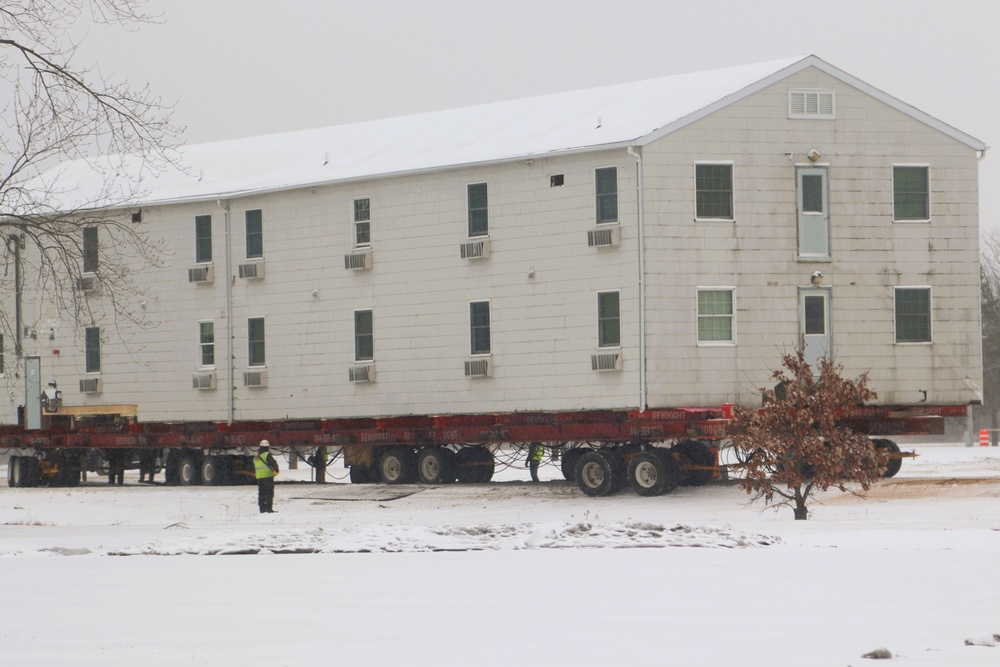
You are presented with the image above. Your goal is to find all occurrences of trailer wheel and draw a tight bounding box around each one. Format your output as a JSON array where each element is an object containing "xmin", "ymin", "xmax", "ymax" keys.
[
  {"xmin": 873, "ymin": 438, "xmax": 903, "ymax": 478},
  {"xmin": 201, "ymin": 457, "xmax": 231, "ymax": 486},
  {"xmin": 8, "ymin": 456, "xmax": 22, "ymax": 488},
  {"xmin": 177, "ymin": 456, "xmax": 201, "ymax": 486},
  {"xmin": 672, "ymin": 440, "xmax": 714, "ymax": 486},
  {"xmin": 380, "ymin": 448, "xmax": 414, "ymax": 484},
  {"xmin": 455, "ymin": 447, "xmax": 495, "ymax": 483},
  {"xmin": 560, "ymin": 448, "xmax": 587, "ymax": 482},
  {"xmin": 21, "ymin": 457, "xmax": 41, "ymax": 487},
  {"xmin": 575, "ymin": 450, "xmax": 623, "ymax": 497},
  {"xmin": 349, "ymin": 465, "xmax": 374, "ymax": 484},
  {"xmin": 417, "ymin": 448, "xmax": 456, "ymax": 484},
  {"xmin": 627, "ymin": 450, "xmax": 681, "ymax": 496}
]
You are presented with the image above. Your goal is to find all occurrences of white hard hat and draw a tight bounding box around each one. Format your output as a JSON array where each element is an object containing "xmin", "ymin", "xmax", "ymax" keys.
[{"xmin": 259, "ymin": 439, "xmax": 270, "ymax": 448}]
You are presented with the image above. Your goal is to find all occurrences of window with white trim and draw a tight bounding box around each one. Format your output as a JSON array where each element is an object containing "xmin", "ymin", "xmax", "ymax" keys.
[
  {"xmin": 195, "ymin": 215, "xmax": 212, "ymax": 263},
  {"xmin": 893, "ymin": 165, "xmax": 930, "ymax": 221},
  {"xmin": 697, "ymin": 289, "xmax": 735, "ymax": 343},
  {"xmin": 789, "ymin": 89, "xmax": 835, "ymax": 119},
  {"xmin": 595, "ymin": 167, "xmax": 618, "ymax": 223},
  {"xmin": 199, "ymin": 321, "xmax": 215, "ymax": 367},
  {"xmin": 248, "ymin": 317, "xmax": 266, "ymax": 366},
  {"xmin": 353, "ymin": 198, "xmax": 371, "ymax": 247},
  {"xmin": 598, "ymin": 291, "xmax": 621, "ymax": 347},
  {"xmin": 245, "ymin": 209, "xmax": 263, "ymax": 259},
  {"xmin": 470, "ymin": 301, "xmax": 491, "ymax": 355},
  {"xmin": 83, "ymin": 227, "xmax": 99, "ymax": 273},
  {"xmin": 695, "ymin": 163, "xmax": 733, "ymax": 220},
  {"xmin": 467, "ymin": 183, "xmax": 488, "ymax": 237},
  {"xmin": 85, "ymin": 326, "xmax": 101, "ymax": 373},
  {"xmin": 895, "ymin": 287, "xmax": 931, "ymax": 343},
  {"xmin": 355, "ymin": 310, "xmax": 373, "ymax": 362}
]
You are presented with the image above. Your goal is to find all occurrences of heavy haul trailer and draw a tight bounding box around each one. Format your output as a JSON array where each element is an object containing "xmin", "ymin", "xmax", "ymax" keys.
[{"xmin": 2, "ymin": 403, "xmax": 964, "ymax": 495}]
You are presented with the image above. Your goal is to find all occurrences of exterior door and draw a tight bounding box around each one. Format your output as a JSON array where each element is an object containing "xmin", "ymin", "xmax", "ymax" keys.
[
  {"xmin": 799, "ymin": 288, "xmax": 831, "ymax": 368},
  {"xmin": 797, "ymin": 167, "xmax": 829, "ymax": 258}
]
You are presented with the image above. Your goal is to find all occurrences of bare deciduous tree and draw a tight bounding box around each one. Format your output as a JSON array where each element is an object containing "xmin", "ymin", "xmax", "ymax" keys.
[
  {"xmin": 730, "ymin": 349, "xmax": 887, "ymax": 520},
  {"xmin": 979, "ymin": 230, "xmax": 1000, "ymax": 441},
  {"xmin": 0, "ymin": 1, "xmax": 179, "ymax": 373}
]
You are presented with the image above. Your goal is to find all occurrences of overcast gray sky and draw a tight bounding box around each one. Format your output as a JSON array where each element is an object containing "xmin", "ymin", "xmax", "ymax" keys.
[{"xmin": 80, "ymin": 0, "xmax": 999, "ymax": 230}]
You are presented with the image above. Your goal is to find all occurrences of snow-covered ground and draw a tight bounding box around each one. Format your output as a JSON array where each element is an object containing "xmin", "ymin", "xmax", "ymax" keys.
[{"xmin": 1, "ymin": 443, "xmax": 999, "ymax": 666}]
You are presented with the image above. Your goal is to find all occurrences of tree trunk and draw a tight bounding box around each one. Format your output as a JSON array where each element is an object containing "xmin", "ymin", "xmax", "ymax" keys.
[{"xmin": 793, "ymin": 503, "xmax": 809, "ymax": 520}]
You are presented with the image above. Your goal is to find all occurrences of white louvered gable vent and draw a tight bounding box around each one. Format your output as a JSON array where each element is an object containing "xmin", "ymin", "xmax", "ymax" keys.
[
  {"xmin": 587, "ymin": 226, "xmax": 621, "ymax": 248},
  {"xmin": 789, "ymin": 90, "xmax": 835, "ymax": 119},
  {"xmin": 243, "ymin": 369, "xmax": 268, "ymax": 388},
  {"xmin": 460, "ymin": 239, "xmax": 490, "ymax": 260},
  {"xmin": 79, "ymin": 377, "xmax": 102, "ymax": 393},
  {"xmin": 464, "ymin": 359, "xmax": 491, "ymax": 377},
  {"xmin": 591, "ymin": 352, "xmax": 622, "ymax": 372},
  {"xmin": 344, "ymin": 251, "xmax": 372, "ymax": 270}
]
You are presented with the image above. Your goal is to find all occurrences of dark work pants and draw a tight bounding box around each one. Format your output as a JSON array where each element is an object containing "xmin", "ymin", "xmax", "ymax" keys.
[{"xmin": 257, "ymin": 477, "xmax": 275, "ymax": 512}]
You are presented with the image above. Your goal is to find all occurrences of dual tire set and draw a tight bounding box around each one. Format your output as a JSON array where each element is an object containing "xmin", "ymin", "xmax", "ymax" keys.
[
  {"xmin": 567, "ymin": 440, "xmax": 716, "ymax": 497},
  {"xmin": 351, "ymin": 446, "xmax": 496, "ymax": 485}
]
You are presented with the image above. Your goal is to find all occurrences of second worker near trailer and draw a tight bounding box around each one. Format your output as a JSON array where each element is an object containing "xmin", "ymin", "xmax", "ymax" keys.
[{"xmin": 254, "ymin": 440, "xmax": 280, "ymax": 513}]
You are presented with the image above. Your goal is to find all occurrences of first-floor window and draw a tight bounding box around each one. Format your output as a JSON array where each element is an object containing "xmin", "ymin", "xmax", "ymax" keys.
[
  {"xmin": 598, "ymin": 291, "xmax": 621, "ymax": 347},
  {"xmin": 895, "ymin": 287, "xmax": 931, "ymax": 343},
  {"xmin": 199, "ymin": 321, "xmax": 215, "ymax": 367},
  {"xmin": 248, "ymin": 317, "xmax": 266, "ymax": 366},
  {"xmin": 470, "ymin": 301, "xmax": 491, "ymax": 355},
  {"xmin": 355, "ymin": 310, "xmax": 373, "ymax": 361},
  {"xmin": 85, "ymin": 327, "xmax": 101, "ymax": 373},
  {"xmin": 697, "ymin": 289, "xmax": 735, "ymax": 343}
]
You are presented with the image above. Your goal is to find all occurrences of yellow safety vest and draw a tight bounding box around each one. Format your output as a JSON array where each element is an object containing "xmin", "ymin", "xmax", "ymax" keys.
[
  {"xmin": 530, "ymin": 444, "xmax": 544, "ymax": 462},
  {"xmin": 254, "ymin": 453, "xmax": 276, "ymax": 479}
]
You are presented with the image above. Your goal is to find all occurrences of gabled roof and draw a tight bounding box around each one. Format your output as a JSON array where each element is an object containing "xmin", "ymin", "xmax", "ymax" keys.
[{"xmin": 39, "ymin": 55, "xmax": 987, "ymax": 208}]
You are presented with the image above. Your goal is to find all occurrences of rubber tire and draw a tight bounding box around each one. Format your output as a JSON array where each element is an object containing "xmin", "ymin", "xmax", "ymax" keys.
[
  {"xmin": 673, "ymin": 440, "xmax": 715, "ymax": 486},
  {"xmin": 417, "ymin": 448, "xmax": 456, "ymax": 484},
  {"xmin": 575, "ymin": 450, "xmax": 623, "ymax": 497},
  {"xmin": 22, "ymin": 457, "xmax": 41, "ymax": 487},
  {"xmin": 177, "ymin": 456, "xmax": 201, "ymax": 486},
  {"xmin": 627, "ymin": 450, "xmax": 681, "ymax": 496},
  {"xmin": 873, "ymin": 438, "xmax": 903, "ymax": 478},
  {"xmin": 455, "ymin": 448, "xmax": 495, "ymax": 483},
  {"xmin": 379, "ymin": 448, "xmax": 414, "ymax": 484},
  {"xmin": 201, "ymin": 456, "xmax": 231, "ymax": 486},
  {"xmin": 349, "ymin": 465, "xmax": 373, "ymax": 484},
  {"xmin": 560, "ymin": 449, "xmax": 587, "ymax": 482},
  {"xmin": 8, "ymin": 455, "xmax": 22, "ymax": 488}
]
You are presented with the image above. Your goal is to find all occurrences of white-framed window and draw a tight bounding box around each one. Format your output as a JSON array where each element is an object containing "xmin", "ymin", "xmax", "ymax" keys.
[
  {"xmin": 595, "ymin": 167, "xmax": 618, "ymax": 223},
  {"xmin": 85, "ymin": 326, "xmax": 101, "ymax": 373},
  {"xmin": 353, "ymin": 197, "xmax": 371, "ymax": 247},
  {"xmin": 467, "ymin": 183, "xmax": 488, "ymax": 237},
  {"xmin": 354, "ymin": 309, "xmax": 373, "ymax": 362},
  {"xmin": 597, "ymin": 291, "xmax": 621, "ymax": 347},
  {"xmin": 195, "ymin": 215, "xmax": 212, "ymax": 263},
  {"xmin": 470, "ymin": 301, "xmax": 491, "ymax": 356},
  {"xmin": 789, "ymin": 89, "xmax": 835, "ymax": 119},
  {"xmin": 248, "ymin": 317, "xmax": 266, "ymax": 366},
  {"xmin": 697, "ymin": 288, "xmax": 735, "ymax": 344},
  {"xmin": 893, "ymin": 165, "xmax": 930, "ymax": 222},
  {"xmin": 83, "ymin": 227, "xmax": 99, "ymax": 273},
  {"xmin": 894, "ymin": 287, "xmax": 932, "ymax": 343},
  {"xmin": 245, "ymin": 209, "xmax": 264, "ymax": 259},
  {"xmin": 695, "ymin": 162, "xmax": 734, "ymax": 220},
  {"xmin": 199, "ymin": 321, "xmax": 215, "ymax": 368}
]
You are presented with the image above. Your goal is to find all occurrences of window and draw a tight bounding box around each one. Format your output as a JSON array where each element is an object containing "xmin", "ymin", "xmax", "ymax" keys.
[
  {"xmin": 697, "ymin": 289, "xmax": 735, "ymax": 343},
  {"xmin": 353, "ymin": 198, "xmax": 371, "ymax": 247},
  {"xmin": 470, "ymin": 301, "xmax": 491, "ymax": 355},
  {"xmin": 195, "ymin": 215, "xmax": 212, "ymax": 263},
  {"xmin": 598, "ymin": 291, "xmax": 621, "ymax": 347},
  {"xmin": 595, "ymin": 167, "xmax": 618, "ymax": 223},
  {"xmin": 895, "ymin": 287, "xmax": 931, "ymax": 343},
  {"xmin": 893, "ymin": 166, "xmax": 929, "ymax": 221},
  {"xmin": 85, "ymin": 327, "xmax": 101, "ymax": 373},
  {"xmin": 695, "ymin": 163, "xmax": 733, "ymax": 220},
  {"xmin": 354, "ymin": 310, "xmax": 373, "ymax": 361},
  {"xmin": 248, "ymin": 317, "xmax": 266, "ymax": 366},
  {"xmin": 245, "ymin": 209, "xmax": 263, "ymax": 258},
  {"xmin": 199, "ymin": 321, "xmax": 215, "ymax": 367},
  {"xmin": 789, "ymin": 89, "xmax": 835, "ymax": 119},
  {"xmin": 83, "ymin": 227, "xmax": 98, "ymax": 273},
  {"xmin": 467, "ymin": 183, "xmax": 488, "ymax": 237}
]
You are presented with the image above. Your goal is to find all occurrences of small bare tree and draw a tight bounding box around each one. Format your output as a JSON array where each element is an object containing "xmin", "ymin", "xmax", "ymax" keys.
[
  {"xmin": 730, "ymin": 349, "xmax": 887, "ymax": 520},
  {"xmin": 0, "ymin": 1, "xmax": 180, "ymax": 375},
  {"xmin": 979, "ymin": 230, "xmax": 1000, "ymax": 440}
]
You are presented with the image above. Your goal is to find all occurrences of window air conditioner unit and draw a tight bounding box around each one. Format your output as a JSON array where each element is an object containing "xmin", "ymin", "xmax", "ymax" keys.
[
  {"xmin": 79, "ymin": 377, "xmax": 102, "ymax": 393},
  {"xmin": 76, "ymin": 274, "xmax": 99, "ymax": 293},
  {"xmin": 192, "ymin": 372, "xmax": 217, "ymax": 390},
  {"xmin": 349, "ymin": 363, "xmax": 375, "ymax": 383},
  {"xmin": 344, "ymin": 250, "xmax": 373, "ymax": 270},
  {"xmin": 591, "ymin": 352, "xmax": 622, "ymax": 372},
  {"xmin": 238, "ymin": 261, "xmax": 265, "ymax": 280},
  {"xmin": 243, "ymin": 369, "xmax": 268, "ymax": 388},
  {"xmin": 188, "ymin": 265, "xmax": 214, "ymax": 284},
  {"xmin": 587, "ymin": 226, "xmax": 621, "ymax": 248},
  {"xmin": 460, "ymin": 239, "xmax": 490, "ymax": 260},
  {"xmin": 464, "ymin": 359, "xmax": 491, "ymax": 378}
]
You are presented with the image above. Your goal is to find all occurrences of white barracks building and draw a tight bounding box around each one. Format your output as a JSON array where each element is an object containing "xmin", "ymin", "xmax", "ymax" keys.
[{"xmin": 6, "ymin": 55, "xmax": 988, "ymax": 425}]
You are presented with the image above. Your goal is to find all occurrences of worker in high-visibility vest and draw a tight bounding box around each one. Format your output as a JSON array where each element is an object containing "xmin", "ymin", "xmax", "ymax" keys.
[
  {"xmin": 526, "ymin": 442, "xmax": 544, "ymax": 482},
  {"xmin": 254, "ymin": 440, "xmax": 280, "ymax": 513}
]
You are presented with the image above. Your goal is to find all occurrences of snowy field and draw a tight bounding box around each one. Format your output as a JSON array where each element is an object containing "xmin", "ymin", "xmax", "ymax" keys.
[{"xmin": 1, "ymin": 443, "xmax": 999, "ymax": 666}]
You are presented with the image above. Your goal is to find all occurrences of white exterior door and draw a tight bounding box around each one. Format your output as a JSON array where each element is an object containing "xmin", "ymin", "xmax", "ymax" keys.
[
  {"xmin": 797, "ymin": 167, "xmax": 829, "ymax": 258},
  {"xmin": 799, "ymin": 288, "xmax": 831, "ymax": 368}
]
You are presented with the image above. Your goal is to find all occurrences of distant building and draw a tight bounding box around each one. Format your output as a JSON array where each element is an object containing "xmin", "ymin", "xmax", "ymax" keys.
[{"xmin": 5, "ymin": 55, "xmax": 987, "ymax": 423}]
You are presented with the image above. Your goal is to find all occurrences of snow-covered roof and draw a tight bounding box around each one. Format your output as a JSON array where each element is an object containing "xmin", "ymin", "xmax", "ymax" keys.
[{"xmin": 39, "ymin": 55, "xmax": 988, "ymax": 209}]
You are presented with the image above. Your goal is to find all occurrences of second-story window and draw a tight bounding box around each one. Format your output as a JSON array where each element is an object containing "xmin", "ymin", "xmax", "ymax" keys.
[
  {"xmin": 83, "ymin": 227, "xmax": 99, "ymax": 273},
  {"xmin": 195, "ymin": 215, "xmax": 212, "ymax": 263},
  {"xmin": 470, "ymin": 301, "xmax": 491, "ymax": 355},
  {"xmin": 355, "ymin": 310, "xmax": 373, "ymax": 361},
  {"xmin": 893, "ymin": 165, "xmax": 929, "ymax": 221},
  {"xmin": 695, "ymin": 163, "xmax": 734, "ymax": 220},
  {"xmin": 199, "ymin": 321, "xmax": 215, "ymax": 367},
  {"xmin": 598, "ymin": 291, "xmax": 621, "ymax": 347},
  {"xmin": 354, "ymin": 198, "xmax": 371, "ymax": 247},
  {"xmin": 595, "ymin": 167, "xmax": 618, "ymax": 223},
  {"xmin": 245, "ymin": 209, "xmax": 263, "ymax": 259},
  {"xmin": 85, "ymin": 326, "xmax": 101, "ymax": 373},
  {"xmin": 248, "ymin": 317, "xmax": 266, "ymax": 366},
  {"xmin": 468, "ymin": 183, "xmax": 489, "ymax": 237}
]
